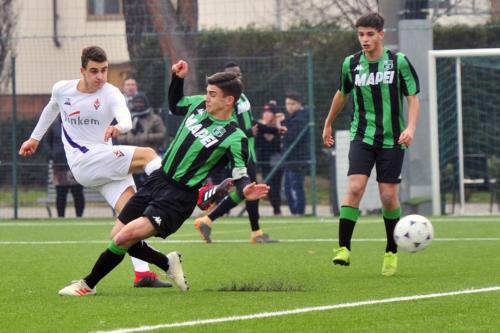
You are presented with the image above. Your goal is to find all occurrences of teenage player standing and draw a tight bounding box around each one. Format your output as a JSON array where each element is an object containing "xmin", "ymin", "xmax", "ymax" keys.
[{"xmin": 322, "ymin": 13, "xmax": 420, "ymax": 276}]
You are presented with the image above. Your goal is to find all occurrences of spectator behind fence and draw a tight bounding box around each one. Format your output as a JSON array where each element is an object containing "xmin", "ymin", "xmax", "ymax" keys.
[
  {"xmin": 117, "ymin": 92, "xmax": 166, "ymax": 187},
  {"xmin": 123, "ymin": 78, "xmax": 138, "ymax": 108},
  {"xmin": 282, "ymin": 91, "xmax": 309, "ymax": 215},
  {"xmin": 44, "ymin": 117, "xmax": 85, "ymax": 218},
  {"xmin": 256, "ymin": 100, "xmax": 284, "ymax": 215}
]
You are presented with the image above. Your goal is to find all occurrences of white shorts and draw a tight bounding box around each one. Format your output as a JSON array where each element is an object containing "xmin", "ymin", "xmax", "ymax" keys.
[
  {"xmin": 70, "ymin": 145, "xmax": 136, "ymax": 208},
  {"xmin": 97, "ymin": 175, "xmax": 135, "ymax": 209}
]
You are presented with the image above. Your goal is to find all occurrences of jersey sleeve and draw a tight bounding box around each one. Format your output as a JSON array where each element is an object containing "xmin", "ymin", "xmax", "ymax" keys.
[
  {"xmin": 109, "ymin": 88, "xmax": 132, "ymax": 133},
  {"xmin": 338, "ymin": 57, "xmax": 353, "ymax": 96},
  {"xmin": 30, "ymin": 82, "xmax": 63, "ymax": 140},
  {"xmin": 397, "ymin": 53, "xmax": 420, "ymax": 96},
  {"xmin": 228, "ymin": 134, "xmax": 249, "ymax": 180}
]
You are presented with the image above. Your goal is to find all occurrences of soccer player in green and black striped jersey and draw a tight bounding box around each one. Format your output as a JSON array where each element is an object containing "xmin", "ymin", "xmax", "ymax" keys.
[
  {"xmin": 58, "ymin": 60, "xmax": 270, "ymax": 296},
  {"xmin": 194, "ymin": 62, "xmax": 282, "ymax": 244},
  {"xmin": 322, "ymin": 13, "xmax": 420, "ymax": 277}
]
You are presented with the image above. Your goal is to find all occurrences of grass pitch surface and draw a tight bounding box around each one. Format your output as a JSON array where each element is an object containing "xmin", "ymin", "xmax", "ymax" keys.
[{"xmin": 0, "ymin": 215, "xmax": 499, "ymax": 332}]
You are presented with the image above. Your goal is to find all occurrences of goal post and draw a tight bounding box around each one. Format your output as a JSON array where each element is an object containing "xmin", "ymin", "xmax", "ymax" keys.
[{"xmin": 428, "ymin": 48, "xmax": 500, "ymax": 215}]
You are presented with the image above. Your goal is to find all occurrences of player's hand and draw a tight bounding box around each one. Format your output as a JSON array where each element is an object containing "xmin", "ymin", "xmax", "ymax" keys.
[
  {"xmin": 104, "ymin": 125, "xmax": 122, "ymax": 142},
  {"xmin": 322, "ymin": 126, "xmax": 334, "ymax": 147},
  {"xmin": 275, "ymin": 113, "xmax": 285, "ymax": 122},
  {"xmin": 172, "ymin": 60, "xmax": 188, "ymax": 78},
  {"xmin": 19, "ymin": 138, "xmax": 40, "ymax": 156},
  {"xmin": 398, "ymin": 128, "xmax": 414, "ymax": 146},
  {"xmin": 243, "ymin": 182, "xmax": 270, "ymax": 201},
  {"xmin": 278, "ymin": 126, "xmax": 287, "ymax": 135},
  {"xmin": 251, "ymin": 124, "xmax": 258, "ymax": 136}
]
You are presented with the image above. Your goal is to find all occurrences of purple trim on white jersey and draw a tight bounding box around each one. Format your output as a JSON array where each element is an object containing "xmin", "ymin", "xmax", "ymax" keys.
[{"xmin": 62, "ymin": 125, "xmax": 89, "ymax": 153}]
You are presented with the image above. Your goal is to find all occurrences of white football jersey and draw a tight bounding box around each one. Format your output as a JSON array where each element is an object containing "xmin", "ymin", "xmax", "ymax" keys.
[{"xmin": 31, "ymin": 79, "xmax": 132, "ymax": 165}]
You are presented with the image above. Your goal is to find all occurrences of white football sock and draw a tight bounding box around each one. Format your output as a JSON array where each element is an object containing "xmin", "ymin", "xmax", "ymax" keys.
[
  {"xmin": 131, "ymin": 257, "xmax": 150, "ymax": 272},
  {"xmin": 145, "ymin": 157, "xmax": 161, "ymax": 175}
]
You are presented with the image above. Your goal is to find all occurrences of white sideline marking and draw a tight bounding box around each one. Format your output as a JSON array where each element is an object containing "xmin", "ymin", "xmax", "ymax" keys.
[
  {"xmin": 0, "ymin": 216, "xmax": 499, "ymax": 227},
  {"xmin": 93, "ymin": 286, "xmax": 500, "ymax": 333},
  {"xmin": 0, "ymin": 237, "xmax": 498, "ymax": 245}
]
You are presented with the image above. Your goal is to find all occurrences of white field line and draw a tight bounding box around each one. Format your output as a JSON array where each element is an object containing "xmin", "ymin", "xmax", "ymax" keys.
[
  {"xmin": 0, "ymin": 237, "xmax": 498, "ymax": 245},
  {"xmin": 0, "ymin": 217, "xmax": 499, "ymax": 227},
  {"xmin": 93, "ymin": 286, "xmax": 500, "ymax": 333}
]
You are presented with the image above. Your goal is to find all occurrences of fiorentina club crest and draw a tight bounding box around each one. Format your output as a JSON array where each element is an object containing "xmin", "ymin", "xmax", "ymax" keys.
[
  {"xmin": 113, "ymin": 150, "xmax": 124, "ymax": 158},
  {"xmin": 93, "ymin": 98, "xmax": 101, "ymax": 110}
]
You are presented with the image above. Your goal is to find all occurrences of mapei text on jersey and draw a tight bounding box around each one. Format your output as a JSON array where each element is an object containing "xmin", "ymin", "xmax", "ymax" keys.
[
  {"xmin": 354, "ymin": 71, "xmax": 395, "ymax": 87},
  {"xmin": 185, "ymin": 114, "xmax": 219, "ymax": 148}
]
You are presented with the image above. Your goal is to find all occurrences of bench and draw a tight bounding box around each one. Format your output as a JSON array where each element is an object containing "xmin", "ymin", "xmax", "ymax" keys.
[{"xmin": 37, "ymin": 161, "xmax": 115, "ymax": 218}]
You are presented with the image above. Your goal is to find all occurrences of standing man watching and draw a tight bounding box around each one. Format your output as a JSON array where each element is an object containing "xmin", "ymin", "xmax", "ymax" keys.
[{"xmin": 322, "ymin": 13, "xmax": 420, "ymax": 276}]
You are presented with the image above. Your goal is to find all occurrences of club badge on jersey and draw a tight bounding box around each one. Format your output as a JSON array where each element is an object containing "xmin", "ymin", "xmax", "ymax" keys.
[
  {"xmin": 93, "ymin": 98, "xmax": 101, "ymax": 110},
  {"xmin": 113, "ymin": 149, "xmax": 124, "ymax": 158}
]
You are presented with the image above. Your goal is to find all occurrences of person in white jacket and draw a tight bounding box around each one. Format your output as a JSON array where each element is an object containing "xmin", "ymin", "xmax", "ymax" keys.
[{"xmin": 18, "ymin": 46, "xmax": 171, "ymax": 288}]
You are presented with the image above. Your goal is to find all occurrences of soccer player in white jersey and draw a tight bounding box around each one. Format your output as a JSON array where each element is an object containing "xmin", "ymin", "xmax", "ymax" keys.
[{"xmin": 19, "ymin": 46, "xmax": 171, "ymax": 288}]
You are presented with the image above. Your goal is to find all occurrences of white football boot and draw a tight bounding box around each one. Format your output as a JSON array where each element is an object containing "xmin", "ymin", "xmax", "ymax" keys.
[
  {"xmin": 166, "ymin": 252, "xmax": 189, "ymax": 291},
  {"xmin": 58, "ymin": 279, "xmax": 96, "ymax": 296}
]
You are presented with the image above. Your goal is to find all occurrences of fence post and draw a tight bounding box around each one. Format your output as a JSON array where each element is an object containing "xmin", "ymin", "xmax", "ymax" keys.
[
  {"xmin": 162, "ymin": 57, "xmax": 171, "ymax": 147},
  {"xmin": 307, "ymin": 49, "xmax": 317, "ymax": 216},
  {"xmin": 11, "ymin": 56, "xmax": 18, "ymax": 219}
]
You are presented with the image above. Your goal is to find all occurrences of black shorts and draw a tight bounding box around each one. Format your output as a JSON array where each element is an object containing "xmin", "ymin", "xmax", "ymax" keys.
[
  {"xmin": 347, "ymin": 140, "xmax": 405, "ymax": 184},
  {"xmin": 118, "ymin": 170, "xmax": 198, "ymax": 238}
]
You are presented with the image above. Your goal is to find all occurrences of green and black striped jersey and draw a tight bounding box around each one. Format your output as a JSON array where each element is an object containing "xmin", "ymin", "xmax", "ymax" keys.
[
  {"xmin": 163, "ymin": 93, "xmax": 249, "ymax": 189},
  {"xmin": 232, "ymin": 93, "xmax": 256, "ymax": 162},
  {"xmin": 339, "ymin": 48, "xmax": 420, "ymax": 148}
]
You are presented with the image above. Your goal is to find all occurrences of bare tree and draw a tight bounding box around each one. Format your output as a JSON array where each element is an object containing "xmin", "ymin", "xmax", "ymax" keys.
[
  {"xmin": 124, "ymin": 0, "xmax": 199, "ymax": 94},
  {"xmin": 283, "ymin": 0, "xmax": 377, "ymax": 29},
  {"xmin": 0, "ymin": 0, "xmax": 18, "ymax": 93},
  {"xmin": 282, "ymin": 0, "xmax": 470, "ymax": 28}
]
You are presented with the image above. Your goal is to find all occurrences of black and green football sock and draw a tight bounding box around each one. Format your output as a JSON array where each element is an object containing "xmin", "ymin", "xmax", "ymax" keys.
[
  {"xmin": 127, "ymin": 240, "xmax": 169, "ymax": 272},
  {"xmin": 383, "ymin": 207, "xmax": 401, "ymax": 253},
  {"xmin": 208, "ymin": 191, "xmax": 241, "ymax": 221},
  {"xmin": 84, "ymin": 240, "xmax": 126, "ymax": 289},
  {"xmin": 338, "ymin": 206, "xmax": 360, "ymax": 250}
]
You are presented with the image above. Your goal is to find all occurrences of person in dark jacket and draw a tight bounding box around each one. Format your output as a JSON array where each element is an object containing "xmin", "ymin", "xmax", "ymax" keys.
[
  {"xmin": 282, "ymin": 92, "xmax": 309, "ymax": 215},
  {"xmin": 256, "ymin": 101, "xmax": 284, "ymax": 215},
  {"xmin": 117, "ymin": 93, "xmax": 166, "ymax": 187},
  {"xmin": 45, "ymin": 117, "xmax": 85, "ymax": 217}
]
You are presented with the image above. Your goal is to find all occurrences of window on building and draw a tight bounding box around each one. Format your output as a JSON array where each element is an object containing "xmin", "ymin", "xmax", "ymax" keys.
[{"xmin": 88, "ymin": 0, "xmax": 123, "ymax": 19}]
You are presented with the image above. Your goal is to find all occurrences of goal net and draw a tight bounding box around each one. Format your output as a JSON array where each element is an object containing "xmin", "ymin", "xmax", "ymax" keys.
[{"xmin": 429, "ymin": 48, "xmax": 500, "ymax": 215}]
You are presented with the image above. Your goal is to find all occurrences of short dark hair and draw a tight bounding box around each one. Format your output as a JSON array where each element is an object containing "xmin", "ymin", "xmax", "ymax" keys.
[
  {"xmin": 285, "ymin": 91, "xmax": 302, "ymax": 104},
  {"xmin": 355, "ymin": 13, "xmax": 384, "ymax": 32},
  {"xmin": 81, "ymin": 46, "xmax": 107, "ymax": 68},
  {"xmin": 224, "ymin": 61, "xmax": 239, "ymax": 69},
  {"xmin": 206, "ymin": 72, "xmax": 243, "ymax": 104}
]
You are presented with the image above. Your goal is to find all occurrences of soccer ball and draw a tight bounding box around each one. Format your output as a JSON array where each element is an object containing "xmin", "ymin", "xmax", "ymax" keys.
[{"xmin": 393, "ymin": 214, "xmax": 434, "ymax": 253}]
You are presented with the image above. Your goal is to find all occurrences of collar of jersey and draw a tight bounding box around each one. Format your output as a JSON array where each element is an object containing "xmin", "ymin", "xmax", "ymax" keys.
[
  {"xmin": 204, "ymin": 110, "xmax": 233, "ymax": 124},
  {"xmin": 361, "ymin": 47, "xmax": 388, "ymax": 63}
]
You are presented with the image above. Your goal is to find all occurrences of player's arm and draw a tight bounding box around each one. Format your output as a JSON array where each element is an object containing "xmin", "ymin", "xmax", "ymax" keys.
[
  {"xmin": 397, "ymin": 54, "xmax": 421, "ymax": 146},
  {"xmin": 230, "ymin": 136, "xmax": 269, "ymax": 201},
  {"xmin": 19, "ymin": 100, "xmax": 60, "ymax": 156},
  {"xmin": 323, "ymin": 57, "xmax": 353, "ymax": 147},
  {"xmin": 168, "ymin": 60, "xmax": 191, "ymax": 116},
  {"xmin": 105, "ymin": 91, "xmax": 132, "ymax": 142},
  {"xmin": 398, "ymin": 95, "xmax": 420, "ymax": 146},
  {"xmin": 322, "ymin": 90, "xmax": 348, "ymax": 147}
]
